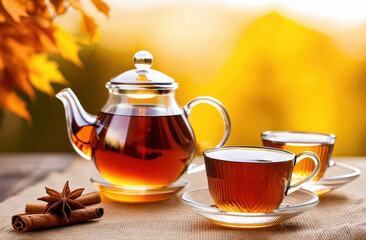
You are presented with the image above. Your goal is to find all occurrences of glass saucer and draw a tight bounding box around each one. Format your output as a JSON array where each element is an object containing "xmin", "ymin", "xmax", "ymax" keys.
[
  {"xmin": 301, "ymin": 161, "xmax": 361, "ymax": 196},
  {"xmin": 91, "ymin": 176, "xmax": 189, "ymax": 203},
  {"xmin": 181, "ymin": 188, "xmax": 319, "ymax": 228}
]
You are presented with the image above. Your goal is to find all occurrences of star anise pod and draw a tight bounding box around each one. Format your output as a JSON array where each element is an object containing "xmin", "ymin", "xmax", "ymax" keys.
[{"xmin": 38, "ymin": 181, "xmax": 85, "ymax": 221}]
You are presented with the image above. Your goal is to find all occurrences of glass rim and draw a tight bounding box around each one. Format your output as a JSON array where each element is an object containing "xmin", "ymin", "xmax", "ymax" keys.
[
  {"xmin": 202, "ymin": 145, "xmax": 296, "ymax": 160},
  {"xmin": 261, "ymin": 131, "xmax": 336, "ymax": 145},
  {"xmin": 105, "ymin": 82, "xmax": 178, "ymax": 94},
  {"xmin": 106, "ymin": 82, "xmax": 178, "ymax": 89}
]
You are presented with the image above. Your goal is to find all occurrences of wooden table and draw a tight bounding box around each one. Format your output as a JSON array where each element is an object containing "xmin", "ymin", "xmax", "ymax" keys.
[{"xmin": 0, "ymin": 153, "xmax": 74, "ymax": 202}]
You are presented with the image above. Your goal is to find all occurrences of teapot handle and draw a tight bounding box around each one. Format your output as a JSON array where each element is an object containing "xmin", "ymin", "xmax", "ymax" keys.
[{"xmin": 183, "ymin": 96, "xmax": 231, "ymax": 174}]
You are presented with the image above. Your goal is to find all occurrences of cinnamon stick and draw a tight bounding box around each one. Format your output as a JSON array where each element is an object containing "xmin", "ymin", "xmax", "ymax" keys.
[
  {"xmin": 12, "ymin": 207, "xmax": 104, "ymax": 233},
  {"xmin": 25, "ymin": 192, "xmax": 101, "ymax": 214}
]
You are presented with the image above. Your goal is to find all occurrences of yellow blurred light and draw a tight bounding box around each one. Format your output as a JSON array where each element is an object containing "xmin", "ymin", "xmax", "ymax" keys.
[{"xmin": 54, "ymin": 2, "xmax": 366, "ymax": 156}]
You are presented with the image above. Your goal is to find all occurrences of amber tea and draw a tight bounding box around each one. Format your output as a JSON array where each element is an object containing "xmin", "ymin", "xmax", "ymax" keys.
[
  {"xmin": 71, "ymin": 109, "xmax": 196, "ymax": 188},
  {"xmin": 71, "ymin": 123, "xmax": 93, "ymax": 158},
  {"xmin": 262, "ymin": 131, "xmax": 335, "ymax": 181},
  {"xmin": 89, "ymin": 112, "xmax": 196, "ymax": 188},
  {"xmin": 203, "ymin": 147, "xmax": 320, "ymax": 213}
]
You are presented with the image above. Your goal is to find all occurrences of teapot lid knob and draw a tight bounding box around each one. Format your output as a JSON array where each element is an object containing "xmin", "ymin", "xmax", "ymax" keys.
[
  {"xmin": 109, "ymin": 51, "xmax": 175, "ymax": 85},
  {"xmin": 134, "ymin": 51, "xmax": 153, "ymax": 70}
]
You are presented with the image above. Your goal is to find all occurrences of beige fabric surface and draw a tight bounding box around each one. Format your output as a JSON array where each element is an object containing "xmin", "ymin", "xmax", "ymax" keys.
[{"xmin": 0, "ymin": 156, "xmax": 365, "ymax": 240}]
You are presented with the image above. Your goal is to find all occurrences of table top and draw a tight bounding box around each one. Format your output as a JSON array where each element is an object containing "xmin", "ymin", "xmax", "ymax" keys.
[
  {"xmin": 0, "ymin": 154, "xmax": 365, "ymax": 239},
  {"xmin": 0, "ymin": 153, "xmax": 74, "ymax": 202}
]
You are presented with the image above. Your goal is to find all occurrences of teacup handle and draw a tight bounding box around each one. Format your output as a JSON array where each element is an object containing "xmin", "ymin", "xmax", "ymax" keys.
[
  {"xmin": 183, "ymin": 96, "xmax": 231, "ymax": 174},
  {"xmin": 286, "ymin": 151, "xmax": 321, "ymax": 195}
]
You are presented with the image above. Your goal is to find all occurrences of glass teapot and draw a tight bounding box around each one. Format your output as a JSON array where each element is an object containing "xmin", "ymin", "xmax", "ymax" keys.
[{"xmin": 56, "ymin": 51, "xmax": 231, "ymax": 188}]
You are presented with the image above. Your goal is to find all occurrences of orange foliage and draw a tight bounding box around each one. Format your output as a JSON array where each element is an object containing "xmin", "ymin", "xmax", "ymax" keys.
[{"xmin": 0, "ymin": 0, "xmax": 109, "ymax": 121}]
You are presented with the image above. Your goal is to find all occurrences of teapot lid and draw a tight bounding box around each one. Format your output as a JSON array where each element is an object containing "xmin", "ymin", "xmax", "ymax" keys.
[{"xmin": 109, "ymin": 51, "xmax": 175, "ymax": 85}]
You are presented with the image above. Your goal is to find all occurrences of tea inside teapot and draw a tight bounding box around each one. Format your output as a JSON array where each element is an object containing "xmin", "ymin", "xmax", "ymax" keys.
[{"xmin": 91, "ymin": 108, "xmax": 196, "ymax": 188}]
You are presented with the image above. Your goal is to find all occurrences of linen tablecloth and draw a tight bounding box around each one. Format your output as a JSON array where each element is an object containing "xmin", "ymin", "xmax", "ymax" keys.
[{"xmin": 0, "ymin": 156, "xmax": 365, "ymax": 239}]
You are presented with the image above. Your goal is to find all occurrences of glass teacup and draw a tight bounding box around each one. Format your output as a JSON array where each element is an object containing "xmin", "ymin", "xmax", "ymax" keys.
[
  {"xmin": 261, "ymin": 131, "xmax": 336, "ymax": 181},
  {"xmin": 203, "ymin": 146, "xmax": 320, "ymax": 213}
]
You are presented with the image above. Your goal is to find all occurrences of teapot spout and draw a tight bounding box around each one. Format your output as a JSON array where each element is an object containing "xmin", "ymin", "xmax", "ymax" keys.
[{"xmin": 56, "ymin": 88, "xmax": 96, "ymax": 160}]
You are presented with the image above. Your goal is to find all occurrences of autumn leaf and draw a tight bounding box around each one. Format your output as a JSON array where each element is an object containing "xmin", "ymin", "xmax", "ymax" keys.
[
  {"xmin": 67, "ymin": 0, "xmax": 82, "ymax": 11},
  {"xmin": 4, "ymin": 39, "xmax": 35, "ymax": 98},
  {"xmin": 0, "ymin": 8, "xmax": 7, "ymax": 22},
  {"xmin": 50, "ymin": 0, "xmax": 67, "ymax": 14},
  {"xmin": 6, "ymin": 69, "xmax": 35, "ymax": 99},
  {"xmin": 0, "ymin": 88, "xmax": 31, "ymax": 122},
  {"xmin": 80, "ymin": 12, "xmax": 100, "ymax": 43},
  {"xmin": 66, "ymin": 0, "xmax": 106, "ymax": 42},
  {"xmin": 1, "ymin": 0, "xmax": 28, "ymax": 22},
  {"xmin": 28, "ymin": 54, "xmax": 68, "ymax": 95},
  {"xmin": 34, "ymin": 28, "xmax": 59, "ymax": 53},
  {"xmin": 54, "ymin": 27, "xmax": 82, "ymax": 67},
  {"xmin": 0, "ymin": 0, "xmax": 110, "ymax": 121},
  {"xmin": 91, "ymin": 0, "xmax": 109, "ymax": 17},
  {"xmin": 0, "ymin": 54, "xmax": 4, "ymax": 70}
]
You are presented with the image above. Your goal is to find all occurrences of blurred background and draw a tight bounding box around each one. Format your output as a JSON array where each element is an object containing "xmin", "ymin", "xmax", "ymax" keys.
[{"xmin": 1, "ymin": 0, "xmax": 366, "ymax": 156}]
